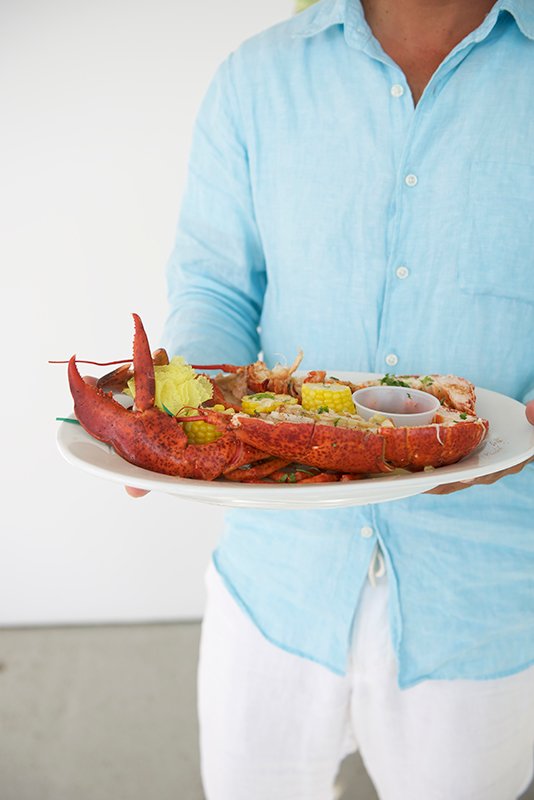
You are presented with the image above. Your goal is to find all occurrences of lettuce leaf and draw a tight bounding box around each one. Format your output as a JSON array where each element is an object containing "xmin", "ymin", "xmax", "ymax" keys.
[{"xmin": 126, "ymin": 356, "xmax": 213, "ymax": 415}]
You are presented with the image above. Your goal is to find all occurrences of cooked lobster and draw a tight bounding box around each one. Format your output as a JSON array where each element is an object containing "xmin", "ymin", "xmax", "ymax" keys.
[{"xmin": 64, "ymin": 314, "xmax": 489, "ymax": 482}]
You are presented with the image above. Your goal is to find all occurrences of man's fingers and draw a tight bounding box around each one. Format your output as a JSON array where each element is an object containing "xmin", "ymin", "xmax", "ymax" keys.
[{"xmin": 125, "ymin": 486, "xmax": 150, "ymax": 498}]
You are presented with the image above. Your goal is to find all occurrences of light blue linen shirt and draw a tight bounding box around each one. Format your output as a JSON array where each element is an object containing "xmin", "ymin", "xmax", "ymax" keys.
[{"xmin": 163, "ymin": 0, "xmax": 534, "ymax": 688}]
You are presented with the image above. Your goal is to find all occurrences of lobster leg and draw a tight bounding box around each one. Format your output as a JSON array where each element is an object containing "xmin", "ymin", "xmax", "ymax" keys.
[
  {"xmin": 191, "ymin": 363, "xmax": 243, "ymax": 373},
  {"xmin": 96, "ymin": 346, "xmax": 169, "ymax": 393},
  {"xmin": 296, "ymin": 472, "xmax": 342, "ymax": 484},
  {"xmin": 96, "ymin": 363, "xmax": 134, "ymax": 393},
  {"xmin": 224, "ymin": 457, "xmax": 292, "ymax": 482}
]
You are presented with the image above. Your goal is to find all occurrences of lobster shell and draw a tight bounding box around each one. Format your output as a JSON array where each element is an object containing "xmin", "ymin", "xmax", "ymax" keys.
[{"xmin": 232, "ymin": 415, "xmax": 489, "ymax": 473}]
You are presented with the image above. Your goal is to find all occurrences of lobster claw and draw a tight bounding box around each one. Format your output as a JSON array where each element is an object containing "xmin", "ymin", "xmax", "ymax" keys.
[
  {"xmin": 69, "ymin": 313, "xmax": 158, "ymax": 437},
  {"xmin": 68, "ymin": 350, "xmax": 194, "ymax": 475},
  {"xmin": 67, "ymin": 314, "xmax": 262, "ymax": 480}
]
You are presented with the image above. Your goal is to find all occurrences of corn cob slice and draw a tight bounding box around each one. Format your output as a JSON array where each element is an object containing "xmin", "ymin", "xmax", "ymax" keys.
[
  {"xmin": 241, "ymin": 393, "xmax": 298, "ymax": 416},
  {"xmin": 301, "ymin": 383, "xmax": 356, "ymax": 414},
  {"xmin": 180, "ymin": 405, "xmax": 232, "ymax": 444}
]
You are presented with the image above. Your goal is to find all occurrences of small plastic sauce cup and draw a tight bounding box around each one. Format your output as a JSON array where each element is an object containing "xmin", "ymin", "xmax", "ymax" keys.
[{"xmin": 352, "ymin": 385, "xmax": 441, "ymax": 427}]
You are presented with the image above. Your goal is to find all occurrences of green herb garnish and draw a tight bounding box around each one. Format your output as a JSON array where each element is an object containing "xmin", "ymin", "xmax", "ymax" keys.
[
  {"xmin": 56, "ymin": 417, "xmax": 81, "ymax": 425},
  {"xmin": 380, "ymin": 374, "xmax": 410, "ymax": 388},
  {"xmin": 459, "ymin": 412, "xmax": 467, "ymax": 420},
  {"xmin": 420, "ymin": 375, "xmax": 434, "ymax": 386},
  {"xmin": 249, "ymin": 392, "xmax": 276, "ymax": 400},
  {"xmin": 317, "ymin": 406, "xmax": 330, "ymax": 414}
]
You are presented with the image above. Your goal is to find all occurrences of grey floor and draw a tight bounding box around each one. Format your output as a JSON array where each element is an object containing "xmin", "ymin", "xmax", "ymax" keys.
[{"xmin": 0, "ymin": 623, "xmax": 532, "ymax": 800}]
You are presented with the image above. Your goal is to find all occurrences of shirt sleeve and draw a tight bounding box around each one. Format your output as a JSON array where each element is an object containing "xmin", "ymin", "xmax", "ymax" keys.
[{"xmin": 161, "ymin": 55, "xmax": 266, "ymax": 365}]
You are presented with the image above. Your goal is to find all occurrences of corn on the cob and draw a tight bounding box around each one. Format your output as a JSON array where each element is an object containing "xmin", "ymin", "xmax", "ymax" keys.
[
  {"xmin": 301, "ymin": 383, "xmax": 355, "ymax": 414},
  {"xmin": 180, "ymin": 405, "xmax": 232, "ymax": 444},
  {"xmin": 241, "ymin": 393, "xmax": 298, "ymax": 415}
]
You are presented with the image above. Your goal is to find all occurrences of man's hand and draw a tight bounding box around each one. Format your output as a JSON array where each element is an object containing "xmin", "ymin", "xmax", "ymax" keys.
[
  {"xmin": 426, "ymin": 399, "xmax": 534, "ymax": 495},
  {"xmin": 426, "ymin": 456, "xmax": 534, "ymax": 495}
]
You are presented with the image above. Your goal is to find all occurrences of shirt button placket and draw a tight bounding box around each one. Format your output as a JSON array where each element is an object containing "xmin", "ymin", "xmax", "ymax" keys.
[
  {"xmin": 377, "ymin": 80, "xmax": 414, "ymax": 379},
  {"xmin": 386, "ymin": 172, "xmax": 417, "ymax": 368}
]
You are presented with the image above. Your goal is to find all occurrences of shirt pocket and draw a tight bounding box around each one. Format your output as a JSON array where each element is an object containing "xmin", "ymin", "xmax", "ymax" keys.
[{"xmin": 458, "ymin": 161, "xmax": 534, "ymax": 304}]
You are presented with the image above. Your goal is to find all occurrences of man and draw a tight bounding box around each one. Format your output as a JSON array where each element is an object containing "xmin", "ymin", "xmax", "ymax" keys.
[{"xmin": 138, "ymin": 1, "xmax": 534, "ymax": 797}]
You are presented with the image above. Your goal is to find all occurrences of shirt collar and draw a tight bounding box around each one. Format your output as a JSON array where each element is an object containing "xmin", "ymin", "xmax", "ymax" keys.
[
  {"xmin": 293, "ymin": 0, "xmax": 534, "ymax": 43},
  {"xmin": 292, "ymin": 0, "xmax": 346, "ymax": 38},
  {"xmin": 500, "ymin": 0, "xmax": 534, "ymax": 39}
]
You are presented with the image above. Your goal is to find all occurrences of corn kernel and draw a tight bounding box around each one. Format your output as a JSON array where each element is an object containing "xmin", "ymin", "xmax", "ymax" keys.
[
  {"xmin": 182, "ymin": 420, "xmax": 222, "ymax": 444},
  {"xmin": 210, "ymin": 403, "xmax": 234, "ymax": 415},
  {"xmin": 241, "ymin": 393, "xmax": 298, "ymax": 415},
  {"xmin": 301, "ymin": 383, "xmax": 355, "ymax": 414}
]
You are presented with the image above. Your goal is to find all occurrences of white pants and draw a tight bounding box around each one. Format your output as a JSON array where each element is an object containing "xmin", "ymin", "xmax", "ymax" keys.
[{"xmin": 197, "ymin": 560, "xmax": 534, "ymax": 800}]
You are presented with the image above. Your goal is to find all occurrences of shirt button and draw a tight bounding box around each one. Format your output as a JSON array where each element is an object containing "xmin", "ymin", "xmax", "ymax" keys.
[
  {"xmin": 396, "ymin": 266, "xmax": 409, "ymax": 279},
  {"xmin": 391, "ymin": 84, "xmax": 404, "ymax": 97},
  {"xmin": 385, "ymin": 353, "xmax": 399, "ymax": 367},
  {"xmin": 360, "ymin": 526, "xmax": 374, "ymax": 539},
  {"xmin": 405, "ymin": 174, "xmax": 418, "ymax": 187}
]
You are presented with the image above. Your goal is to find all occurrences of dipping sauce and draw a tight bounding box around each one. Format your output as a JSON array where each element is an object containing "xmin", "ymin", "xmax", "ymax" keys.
[{"xmin": 352, "ymin": 385, "xmax": 441, "ymax": 427}]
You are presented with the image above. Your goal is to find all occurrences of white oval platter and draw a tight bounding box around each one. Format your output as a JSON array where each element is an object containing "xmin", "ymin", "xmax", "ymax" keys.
[{"xmin": 56, "ymin": 373, "xmax": 534, "ymax": 509}]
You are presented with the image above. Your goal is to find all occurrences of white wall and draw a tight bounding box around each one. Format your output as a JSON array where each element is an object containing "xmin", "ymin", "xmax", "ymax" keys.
[{"xmin": 0, "ymin": 0, "xmax": 292, "ymax": 625}]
